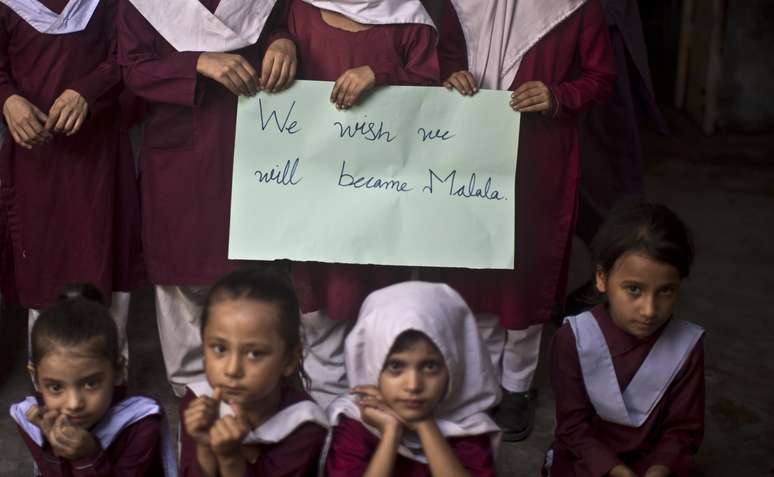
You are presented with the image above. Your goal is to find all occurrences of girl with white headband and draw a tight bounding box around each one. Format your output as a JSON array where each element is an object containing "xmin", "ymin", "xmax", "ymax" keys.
[
  {"xmin": 435, "ymin": 0, "xmax": 616, "ymax": 442},
  {"xmin": 285, "ymin": 0, "xmax": 440, "ymax": 408},
  {"xmin": 117, "ymin": 0, "xmax": 297, "ymax": 397},
  {"xmin": 324, "ymin": 282, "xmax": 500, "ymax": 476}
]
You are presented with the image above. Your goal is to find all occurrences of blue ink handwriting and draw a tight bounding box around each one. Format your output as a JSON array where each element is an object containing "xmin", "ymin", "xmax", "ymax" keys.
[
  {"xmin": 337, "ymin": 161, "xmax": 412, "ymax": 192},
  {"xmin": 422, "ymin": 169, "xmax": 505, "ymax": 200},
  {"xmin": 254, "ymin": 158, "xmax": 302, "ymax": 186},
  {"xmin": 258, "ymin": 99, "xmax": 301, "ymax": 134},
  {"xmin": 417, "ymin": 127, "xmax": 455, "ymax": 142},
  {"xmin": 333, "ymin": 116, "xmax": 397, "ymax": 143}
]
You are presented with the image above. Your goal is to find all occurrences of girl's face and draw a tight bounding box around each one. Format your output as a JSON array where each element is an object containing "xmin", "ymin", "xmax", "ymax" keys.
[
  {"xmin": 31, "ymin": 344, "xmax": 118, "ymax": 429},
  {"xmin": 378, "ymin": 337, "xmax": 449, "ymax": 423},
  {"xmin": 203, "ymin": 298, "xmax": 298, "ymax": 411},
  {"xmin": 596, "ymin": 251, "xmax": 682, "ymax": 339}
]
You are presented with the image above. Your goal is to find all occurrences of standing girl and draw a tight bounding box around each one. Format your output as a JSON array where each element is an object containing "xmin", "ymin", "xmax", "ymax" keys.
[
  {"xmin": 0, "ymin": 0, "xmax": 141, "ymax": 360},
  {"xmin": 436, "ymin": 0, "xmax": 616, "ymax": 441},
  {"xmin": 325, "ymin": 281, "xmax": 500, "ymax": 476},
  {"xmin": 180, "ymin": 269, "xmax": 328, "ymax": 477},
  {"xmin": 286, "ymin": 0, "xmax": 440, "ymax": 408},
  {"xmin": 117, "ymin": 0, "xmax": 297, "ymax": 397},
  {"xmin": 10, "ymin": 291, "xmax": 176, "ymax": 476},
  {"xmin": 548, "ymin": 200, "xmax": 704, "ymax": 477}
]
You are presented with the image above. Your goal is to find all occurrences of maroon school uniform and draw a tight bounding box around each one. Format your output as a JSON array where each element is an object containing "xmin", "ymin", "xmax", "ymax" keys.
[
  {"xmin": 179, "ymin": 385, "xmax": 327, "ymax": 477},
  {"xmin": 286, "ymin": 0, "xmax": 440, "ymax": 321},
  {"xmin": 0, "ymin": 0, "xmax": 140, "ymax": 308},
  {"xmin": 325, "ymin": 416, "xmax": 495, "ymax": 477},
  {"xmin": 437, "ymin": 0, "xmax": 615, "ymax": 330},
  {"xmin": 116, "ymin": 0, "xmax": 287, "ymax": 286},
  {"xmin": 549, "ymin": 305, "xmax": 705, "ymax": 477}
]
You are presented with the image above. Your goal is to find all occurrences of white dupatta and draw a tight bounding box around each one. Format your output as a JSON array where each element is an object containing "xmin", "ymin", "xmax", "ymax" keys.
[
  {"xmin": 0, "ymin": 0, "xmax": 100, "ymax": 34},
  {"xmin": 302, "ymin": 0, "xmax": 435, "ymax": 29},
  {"xmin": 127, "ymin": 0, "xmax": 278, "ymax": 52},
  {"xmin": 447, "ymin": 0, "xmax": 586, "ymax": 89}
]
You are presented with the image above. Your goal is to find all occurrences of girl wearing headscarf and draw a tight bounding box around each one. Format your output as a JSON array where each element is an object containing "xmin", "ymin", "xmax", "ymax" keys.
[
  {"xmin": 324, "ymin": 282, "xmax": 500, "ymax": 476},
  {"xmin": 436, "ymin": 0, "xmax": 616, "ymax": 441}
]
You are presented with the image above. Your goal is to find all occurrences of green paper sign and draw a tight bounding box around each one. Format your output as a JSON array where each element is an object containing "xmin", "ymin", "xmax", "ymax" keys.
[{"xmin": 229, "ymin": 80, "xmax": 519, "ymax": 269}]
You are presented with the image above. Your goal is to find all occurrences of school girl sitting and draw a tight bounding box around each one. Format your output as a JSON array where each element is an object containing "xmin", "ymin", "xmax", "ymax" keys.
[
  {"xmin": 324, "ymin": 281, "xmax": 501, "ymax": 477},
  {"xmin": 179, "ymin": 269, "xmax": 328, "ymax": 477},
  {"xmin": 10, "ymin": 285, "xmax": 176, "ymax": 476},
  {"xmin": 547, "ymin": 201, "xmax": 704, "ymax": 477}
]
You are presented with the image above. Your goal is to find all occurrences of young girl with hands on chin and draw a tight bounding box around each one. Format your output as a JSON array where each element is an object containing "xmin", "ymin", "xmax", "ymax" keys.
[
  {"xmin": 325, "ymin": 282, "xmax": 501, "ymax": 477},
  {"xmin": 548, "ymin": 201, "xmax": 705, "ymax": 477},
  {"xmin": 180, "ymin": 269, "xmax": 328, "ymax": 477},
  {"xmin": 10, "ymin": 286, "xmax": 175, "ymax": 476}
]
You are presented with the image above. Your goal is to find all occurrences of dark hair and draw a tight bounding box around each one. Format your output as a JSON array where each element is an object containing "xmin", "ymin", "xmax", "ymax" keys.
[
  {"xmin": 385, "ymin": 330, "xmax": 442, "ymax": 362},
  {"xmin": 591, "ymin": 200, "xmax": 695, "ymax": 281},
  {"xmin": 57, "ymin": 283, "xmax": 106, "ymax": 305},
  {"xmin": 31, "ymin": 285, "xmax": 119, "ymax": 370},
  {"xmin": 201, "ymin": 268, "xmax": 307, "ymax": 387}
]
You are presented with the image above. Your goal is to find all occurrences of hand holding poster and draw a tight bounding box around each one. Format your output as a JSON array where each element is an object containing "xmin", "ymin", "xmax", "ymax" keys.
[{"xmin": 228, "ymin": 80, "xmax": 519, "ymax": 269}]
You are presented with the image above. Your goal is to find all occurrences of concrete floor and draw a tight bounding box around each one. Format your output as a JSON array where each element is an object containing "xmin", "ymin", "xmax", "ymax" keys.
[{"xmin": 1, "ymin": 109, "xmax": 772, "ymax": 475}]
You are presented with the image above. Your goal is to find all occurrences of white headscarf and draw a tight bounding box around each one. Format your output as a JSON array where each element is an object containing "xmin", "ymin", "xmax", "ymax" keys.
[
  {"xmin": 302, "ymin": 0, "xmax": 435, "ymax": 29},
  {"xmin": 327, "ymin": 281, "xmax": 501, "ymax": 463},
  {"xmin": 0, "ymin": 0, "xmax": 101, "ymax": 34},
  {"xmin": 127, "ymin": 0, "xmax": 278, "ymax": 52},
  {"xmin": 447, "ymin": 0, "xmax": 586, "ymax": 89}
]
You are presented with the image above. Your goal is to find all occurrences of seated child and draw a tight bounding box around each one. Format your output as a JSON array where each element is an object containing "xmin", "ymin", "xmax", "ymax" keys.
[
  {"xmin": 10, "ymin": 285, "xmax": 175, "ymax": 476},
  {"xmin": 325, "ymin": 281, "xmax": 501, "ymax": 477},
  {"xmin": 547, "ymin": 200, "xmax": 704, "ymax": 477},
  {"xmin": 179, "ymin": 269, "xmax": 328, "ymax": 477}
]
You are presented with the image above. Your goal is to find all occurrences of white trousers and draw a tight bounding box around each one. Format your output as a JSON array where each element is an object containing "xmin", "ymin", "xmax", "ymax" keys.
[
  {"xmin": 28, "ymin": 291, "xmax": 132, "ymax": 367},
  {"xmin": 155, "ymin": 285, "xmax": 208, "ymax": 397},
  {"xmin": 301, "ymin": 310, "xmax": 353, "ymax": 409},
  {"xmin": 473, "ymin": 314, "xmax": 543, "ymax": 392}
]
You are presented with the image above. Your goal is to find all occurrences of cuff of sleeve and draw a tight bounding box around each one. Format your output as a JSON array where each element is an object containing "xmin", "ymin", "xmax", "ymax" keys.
[
  {"xmin": 71, "ymin": 448, "xmax": 106, "ymax": 472},
  {"xmin": 267, "ymin": 30, "xmax": 293, "ymax": 44},
  {"xmin": 547, "ymin": 85, "xmax": 565, "ymax": 119},
  {"xmin": 370, "ymin": 63, "xmax": 394, "ymax": 87}
]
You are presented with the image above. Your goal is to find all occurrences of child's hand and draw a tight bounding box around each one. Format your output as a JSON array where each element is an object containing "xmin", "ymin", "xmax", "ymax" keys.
[
  {"xmin": 510, "ymin": 81, "xmax": 553, "ymax": 114},
  {"xmin": 443, "ymin": 70, "xmax": 478, "ymax": 96},
  {"xmin": 184, "ymin": 389, "xmax": 222, "ymax": 447},
  {"xmin": 2, "ymin": 94, "xmax": 52, "ymax": 149},
  {"xmin": 261, "ymin": 38, "xmax": 297, "ymax": 93},
  {"xmin": 209, "ymin": 409, "xmax": 250, "ymax": 459},
  {"xmin": 45, "ymin": 89, "xmax": 88, "ymax": 136},
  {"xmin": 608, "ymin": 464, "xmax": 638, "ymax": 477},
  {"xmin": 26, "ymin": 404, "xmax": 60, "ymax": 436},
  {"xmin": 643, "ymin": 465, "xmax": 670, "ymax": 477},
  {"xmin": 352, "ymin": 385, "xmax": 405, "ymax": 435},
  {"xmin": 48, "ymin": 414, "xmax": 100, "ymax": 460},
  {"xmin": 330, "ymin": 66, "xmax": 375, "ymax": 110},
  {"xmin": 196, "ymin": 52, "xmax": 260, "ymax": 97}
]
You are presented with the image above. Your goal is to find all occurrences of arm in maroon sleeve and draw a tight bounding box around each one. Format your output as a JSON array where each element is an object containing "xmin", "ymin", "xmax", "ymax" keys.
[
  {"xmin": 325, "ymin": 417, "xmax": 375, "ymax": 477},
  {"xmin": 0, "ymin": 10, "xmax": 20, "ymax": 110},
  {"xmin": 65, "ymin": 0, "xmax": 121, "ymax": 118},
  {"xmin": 549, "ymin": 0, "xmax": 616, "ymax": 119},
  {"xmin": 249, "ymin": 422, "xmax": 327, "ymax": 477},
  {"xmin": 370, "ymin": 24, "xmax": 440, "ymax": 87},
  {"xmin": 16, "ymin": 425, "xmax": 70, "ymax": 477},
  {"xmin": 634, "ymin": 339, "xmax": 705, "ymax": 477},
  {"xmin": 263, "ymin": 0, "xmax": 293, "ymax": 47},
  {"xmin": 437, "ymin": 0, "xmax": 469, "ymax": 81},
  {"xmin": 449, "ymin": 434, "xmax": 496, "ymax": 477},
  {"xmin": 116, "ymin": 0, "xmax": 201, "ymax": 106},
  {"xmin": 550, "ymin": 325, "xmax": 624, "ymax": 477}
]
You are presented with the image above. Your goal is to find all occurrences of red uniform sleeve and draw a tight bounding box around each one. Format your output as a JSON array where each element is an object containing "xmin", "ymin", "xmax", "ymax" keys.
[
  {"xmin": 117, "ymin": 0, "xmax": 201, "ymax": 107},
  {"xmin": 325, "ymin": 417, "xmax": 374, "ymax": 477},
  {"xmin": 263, "ymin": 0, "xmax": 293, "ymax": 47},
  {"xmin": 449, "ymin": 434, "xmax": 496, "ymax": 477},
  {"xmin": 633, "ymin": 339, "xmax": 705, "ymax": 476},
  {"xmin": 550, "ymin": 324, "xmax": 623, "ymax": 477},
  {"xmin": 0, "ymin": 9, "xmax": 20, "ymax": 111},
  {"xmin": 248, "ymin": 422, "xmax": 327, "ymax": 477},
  {"xmin": 65, "ymin": 0, "xmax": 122, "ymax": 118},
  {"xmin": 549, "ymin": 0, "xmax": 616, "ymax": 119},
  {"xmin": 17, "ymin": 424, "xmax": 70, "ymax": 477},
  {"xmin": 370, "ymin": 24, "xmax": 440, "ymax": 87},
  {"xmin": 437, "ymin": 0, "xmax": 469, "ymax": 81}
]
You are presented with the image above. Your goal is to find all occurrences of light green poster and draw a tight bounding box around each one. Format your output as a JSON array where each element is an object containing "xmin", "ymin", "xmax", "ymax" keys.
[{"xmin": 229, "ymin": 80, "xmax": 519, "ymax": 269}]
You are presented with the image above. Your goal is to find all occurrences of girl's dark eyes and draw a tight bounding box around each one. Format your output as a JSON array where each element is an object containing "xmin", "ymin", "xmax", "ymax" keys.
[
  {"xmin": 423, "ymin": 361, "xmax": 440, "ymax": 372},
  {"xmin": 384, "ymin": 361, "xmax": 404, "ymax": 373},
  {"xmin": 46, "ymin": 384, "xmax": 62, "ymax": 393},
  {"xmin": 210, "ymin": 344, "xmax": 226, "ymax": 354},
  {"xmin": 659, "ymin": 287, "xmax": 675, "ymax": 296},
  {"xmin": 625, "ymin": 284, "xmax": 641, "ymax": 295}
]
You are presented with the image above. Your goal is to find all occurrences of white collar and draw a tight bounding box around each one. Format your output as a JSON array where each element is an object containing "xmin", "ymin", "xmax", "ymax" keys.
[
  {"xmin": 565, "ymin": 312, "xmax": 704, "ymax": 427},
  {"xmin": 0, "ymin": 0, "xmax": 101, "ymax": 34},
  {"xmin": 447, "ymin": 0, "xmax": 586, "ymax": 89},
  {"xmin": 302, "ymin": 0, "xmax": 435, "ymax": 29},
  {"xmin": 127, "ymin": 0, "xmax": 278, "ymax": 52},
  {"xmin": 188, "ymin": 380, "xmax": 329, "ymax": 444}
]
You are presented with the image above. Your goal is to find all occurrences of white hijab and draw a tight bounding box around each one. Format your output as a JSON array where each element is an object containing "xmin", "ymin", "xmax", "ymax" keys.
[
  {"xmin": 327, "ymin": 281, "xmax": 501, "ymax": 463},
  {"xmin": 0, "ymin": 0, "xmax": 101, "ymax": 34},
  {"xmin": 127, "ymin": 0, "xmax": 278, "ymax": 52},
  {"xmin": 302, "ymin": 0, "xmax": 435, "ymax": 29},
  {"xmin": 447, "ymin": 0, "xmax": 586, "ymax": 89}
]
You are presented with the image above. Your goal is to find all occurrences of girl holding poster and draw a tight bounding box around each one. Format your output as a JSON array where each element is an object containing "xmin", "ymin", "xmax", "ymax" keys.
[
  {"xmin": 285, "ymin": 0, "xmax": 440, "ymax": 408},
  {"xmin": 117, "ymin": 0, "xmax": 297, "ymax": 396},
  {"xmin": 437, "ymin": 0, "xmax": 616, "ymax": 441}
]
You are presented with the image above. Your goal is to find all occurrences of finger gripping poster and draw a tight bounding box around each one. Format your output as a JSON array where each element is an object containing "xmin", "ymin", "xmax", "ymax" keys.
[{"xmin": 229, "ymin": 80, "xmax": 519, "ymax": 269}]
